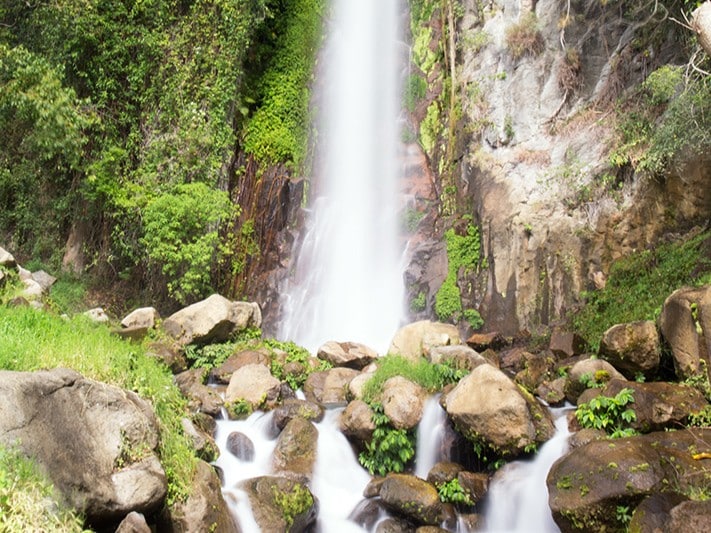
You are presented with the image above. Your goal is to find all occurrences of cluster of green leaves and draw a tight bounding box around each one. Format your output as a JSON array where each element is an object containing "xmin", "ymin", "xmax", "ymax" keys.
[
  {"xmin": 575, "ymin": 388, "xmax": 638, "ymax": 438},
  {"xmin": 358, "ymin": 403, "xmax": 416, "ymax": 476},
  {"xmin": 570, "ymin": 229, "xmax": 711, "ymax": 350},
  {"xmin": 271, "ymin": 483, "xmax": 314, "ymax": 529},
  {"xmin": 610, "ymin": 66, "xmax": 711, "ymax": 177},
  {"xmin": 579, "ymin": 370, "xmax": 611, "ymax": 389},
  {"xmin": 0, "ymin": 305, "xmax": 197, "ymax": 505},
  {"xmin": 265, "ymin": 338, "xmax": 331, "ymax": 391},
  {"xmin": 435, "ymin": 221, "xmax": 484, "ymax": 329},
  {"xmin": 0, "ymin": 445, "xmax": 87, "ymax": 533},
  {"xmin": 436, "ymin": 477, "xmax": 474, "ymax": 506}
]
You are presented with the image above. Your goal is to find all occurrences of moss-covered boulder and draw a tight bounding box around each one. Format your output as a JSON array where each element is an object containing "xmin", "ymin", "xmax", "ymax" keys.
[
  {"xmin": 272, "ymin": 417, "xmax": 318, "ymax": 479},
  {"xmin": 598, "ymin": 321, "xmax": 661, "ymax": 379},
  {"xmin": 379, "ymin": 473, "xmax": 443, "ymax": 526},
  {"xmin": 240, "ymin": 476, "xmax": 317, "ymax": 532}
]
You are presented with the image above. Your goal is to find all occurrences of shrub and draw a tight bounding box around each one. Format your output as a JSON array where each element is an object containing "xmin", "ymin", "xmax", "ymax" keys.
[
  {"xmin": 505, "ymin": 13, "xmax": 544, "ymax": 61},
  {"xmin": 358, "ymin": 403, "xmax": 415, "ymax": 476},
  {"xmin": 436, "ymin": 477, "xmax": 474, "ymax": 506},
  {"xmin": 575, "ymin": 388, "xmax": 638, "ymax": 438}
]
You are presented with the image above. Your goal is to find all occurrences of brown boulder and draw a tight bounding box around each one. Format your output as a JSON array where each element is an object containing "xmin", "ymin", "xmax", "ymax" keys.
[
  {"xmin": 272, "ymin": 417, "xmax": 318, "ymax": 478},
  {"xmin": 599, "ymin": 321, "xmax": 661, "ymax": 378},
  {"xmin": 379, "ymin": 473, "xmax": 443, "ymax": 526}
]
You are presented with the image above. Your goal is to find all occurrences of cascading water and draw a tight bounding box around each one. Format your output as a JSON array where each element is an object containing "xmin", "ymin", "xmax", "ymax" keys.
[
  {"xmin": 415, "ymin": 395, "xmax": 447, "ymax": 479},
  {"xmin": 278, "ymin": 0, "xmax": 406, "ymax": 355}
]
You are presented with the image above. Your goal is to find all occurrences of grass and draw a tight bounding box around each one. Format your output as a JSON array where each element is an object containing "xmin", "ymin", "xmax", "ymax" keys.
[
  {"xmin": 0, "ymin": 305, "xmax": 197, "ymax": 508},
  {"xmin": 570, "ymin": 229, "xmax": 711, "ymax": 351}
]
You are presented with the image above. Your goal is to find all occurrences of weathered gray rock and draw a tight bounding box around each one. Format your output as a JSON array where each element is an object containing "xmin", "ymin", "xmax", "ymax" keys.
[
  {"xmin": 303, "ymin": 367, "xmax": 360, "ymax": 406},
  {"xmin": 160, "ymin": 460, "xmax": 238, "ymax": 533},
  {"xmin": 21, "ymin": 278, "xmax": 44, "ymax": 299},
  {"xmin": 429, "ymin": 344, "xmax": 489, "ymax": 371},
  {"xmin": 0, "ymin": 246, "xmax": 16, "ymax": 267},
  {"xmin": 241, "ymin": 476, "xmax": 318, "ymax": 532},
  {"xmin": 272, "ymin": 417, "xmax": 318, "ymax": 478},
  {"xmin": 340, "ymin": 399, "xmax": 376, "ymax": 445},
  {"xmin": 379, "ymin": 473, "xmax": 443, "ymax": 526},
  {"xmin": 0, "ymin": 368, "xmax": 166, "ymax": 522},
  {"xmin": 163, "ymin": 294, "xmax": 262, "ymax": 346},
  {"xmin": 599, "ymin": 321, "xmax": 661, "ymax": 378},
  {"xmin": 659, "ymin": 285, "xmax": 711, "ymax": 379},
  {"xmin": 210, "ymin": 349, "xmax": 270, "ymax": 384},
  {"xmin": 174, "ymin": 368, "xmax": 223, "ymax": 416},
  {"xmin": 348, "ymin": 371, "xmax": 375, "ymax": 400},
  {"xmin": 226, "ymin": 432, "xmax": 255, "ymax": 461},
  {"xmin": 225, "ymin": 363, "xmax": 280, "ymax": 412},
  {"xmin": 564, "ymin": 357, "xmax": 627, "ymax": 403},
  {"xmin": 121, "ymin": 307, "xmax": 160, "ymax": 330},
  {"xmin": 389, "ymin": 321, "xmax": 461, "ymax": 362},
  {"xmin": 31, "ymin": 270, "xmax": 57, "ymax": 291},
  {"xmin": 666, "ymin": 499, "xmax": 711, "ymax": 530},
  {"xmin": 84, "ymin": 307, "xmax": 110, "ymax": 323},
  {"xmin": 317, "ymin": 340, "xmax": 378, "ymax": 369},
  {"xmin": 115, "ymin": 511, "xmax": 151, "ymax": 533},
  {"xmin": 444, "ymin": 364, "xmax": 554, "ymax": 457},
  {"xmin": 272, "ymin": 398, "xmax": 324, "ymax": 430},
  {"xmin": 381, "ymin": 376, "xmax": 427, "ymax": 430}
]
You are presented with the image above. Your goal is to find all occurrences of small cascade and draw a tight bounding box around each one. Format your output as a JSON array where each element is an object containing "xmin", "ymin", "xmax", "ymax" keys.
[
  {"xmin": 415, "ymin": 395, "xmax": 447, "ymax": 479},
  {"xmin": 481, "ymin": 406, "xmax": 573, "ymax": 533}
]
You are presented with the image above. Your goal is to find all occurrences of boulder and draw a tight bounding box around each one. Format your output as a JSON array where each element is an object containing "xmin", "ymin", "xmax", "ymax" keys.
[
  {"xmin": 535, "ymin": 377, "xmax": 567, "ymax": 406},
  {"xmin": 665, "ymin": 499, "xmax": 711, "ymax": 530},
  {"xmin": 146, "ymin": 342, "xmax": 188, "ymax": 374},
  {"xmin": 84, "ymin": 307, "xmax": 110, "ymax": 323},
  {"xmin": 115, "ymin": 512, "xmax": 151, "ymax": 533},
  {"xmin": 465, "ymin": 331, "xmax": 507, "ymax": 351},
  {"xmin": 121, "ymin": 307, "xmax": 160, "ymax": 330},
  {"xmin": 303, "ymin": 367, "xmax": 360, "ymax": 406},
  {"xmin": 339, "ymin": 399, "xmax": 376, "ymax": 445},
  {"xmin": 210, "ymin": 349, "xmax": 271, "ymax": 384},
  {"xmin": 457, "ymin": 471, "xmax": 489, "ymax": 504},
  {"xmin": 659, "ymin": 285, "xmax": 711, "ymax": 379},
  {"xmin": 444, "ymin": 364, "xmax": 555, "ymax": 457},
  {"xmin": 549, "ymin": 329, "xmax": 586, "ymax": 358},
  {"xmin": 429, "ymin": 344, "xmax": 489, "ymax": 371},
  {"xmin": 564, "ymin": 357, "xmax": 627, "ymax": 403},
  {"xmin": 31, "ymin": 270, "xmax": 57, "ymax": 291},
  {"xmin": 389, "ymin": 321, "xmax": 461, "ymax": 362},
  {"xmin": 514, "ymin": 351, "xmax": 556, "ymax": 392},
  {"xmin": 348, "ymin": 371, "xmax": 375, "ymax": 400},
  {"xmin": 241, "ymin": 476, "xmax": 318, "ymax": 532},
  {"xmin": 547, "ymin": 428, "xmax": 711, "ymax": 533},
  {"xmin": 0, "ymin": 368, "xmax": 166, "ymax": 523},
  {"xmin": 272, "ymin": 398, "xmax": 325, "ymax": 431},
  {"xmin": 381, "ymin": 376, "xmax": 427, "ymax": 430},
  {"xmin": 425, "ymin": 462, "xmax": 464, "ymax": 485},
  {"xmin": 21, "ymin": 278, "xmax": 44, "ymax": 300},
  {"xmin": 225, "ymin": 364, "xmax": 280, "ymax": 413},
  {"xmin": 628, "ymin": 493, "xmax": 690, "ymax": 532},
  {"xmin": 317, "ymin": 340, "xmax": 378, "ymax": 369},
  {"xmin": 272, "ymin": 417, "xmax": 319, "ymax": 478},
  {"xmin": 599, "ymin": 321, "xmax": 661, "ymax": 378},
  {"xmin": 160, "ymin": 460, "xmax": 238, "ymax": 533},
  {"xmin": 181, "ymin": 417, "xmax": 218, "ymax": 462},
  {"xmin": 174, "ymin": 368, "xmax": 223, "ymax": 416},
  {"xmin": 162, "ymin": 294, "xmax": 261, "ymax": 346},
  {"xmin": 379, "ymin": 473, "xmax": 443, "ymax": 526},
  {"xmin": 226, "ymin": 432, "xmax": 255, "ymax": 461},
  {"xmin": 0, "ymin": 246, "xmax": 16, "ymax": 267}
]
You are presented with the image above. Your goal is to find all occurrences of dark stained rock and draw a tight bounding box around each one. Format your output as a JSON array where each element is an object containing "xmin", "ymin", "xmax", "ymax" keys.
[
  {"xmin": 549, "ymin": 329, "xmax": 587, "ymax": 358},
  {"xmin": 272, "ymin": 417, "xmax": 318, "ymax": 478},
  {"xmin": 599, "ymin": 321, "xmax": 661, "ymax": 378},
  {"xmin": 628, "ymin": 493, "xmax": 689, "ymax": 532},
  {"xmin": 273, "ymin": 398, "xmax": 325, "ymax": 431},
  {"xmin": 379, "ymin": 473, "xmax": 443, "ymax": 526},
  {"xmin": 466, "ymin": 331, "xmax": 508, "ymax": 351},
  {"xmin": 240, "ymin": 476, "xmax": 318, "ymax": 532},
  {"xmin": 226, "ymin": 431, "xmax": 255, "ymax": 461},
  {"xmin": 174, "ymin": 368, "xmax": 223, "ymax": 416}
]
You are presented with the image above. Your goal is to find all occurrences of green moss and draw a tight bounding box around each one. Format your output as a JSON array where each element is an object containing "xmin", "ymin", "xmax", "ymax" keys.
[{"xmin": 271, "ymin": 483, "xmax": 313, "ymax": 529}]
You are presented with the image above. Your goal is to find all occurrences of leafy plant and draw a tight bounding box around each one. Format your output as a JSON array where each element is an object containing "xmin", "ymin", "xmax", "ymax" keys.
[
  {"xmin": 271, "ymin": 483, "xmax": 313, "ymax": 529},
  {"xmin": 358, "ymin": 403, "xmax": 415, "ymax": 476},
  {"xmin": 265, "ymin": 338, "xmax": 329, "ymax": 391},
  {"xmin": 575, "ymin": 388, "xmax": 638, "ymax": 438},
  {"xmin": 436, "ymin": 477, "xmax": 474, "ymax": 506}
]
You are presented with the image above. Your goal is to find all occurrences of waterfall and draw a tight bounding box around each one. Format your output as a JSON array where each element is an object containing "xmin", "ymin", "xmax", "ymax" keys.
[
  {"xmin": 279, "ymin": 0, "xmax": 406, "ymax": 354},
  {"xmin": 415, "ymin": 395, "xmax": 447, "ymax": 479},
  {"xmin": 481, "ymin": 406, "xmax": 573, "ymax": 533}
]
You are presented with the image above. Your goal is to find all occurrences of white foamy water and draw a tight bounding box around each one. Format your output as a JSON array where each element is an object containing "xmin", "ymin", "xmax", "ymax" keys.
[
  {"xmin": 415, "ymin": 395, "xmax": 447, "ymax": 479},
  {"xmin": 481, "ymin": 407, "xmax": 572, "ymax": 533}
]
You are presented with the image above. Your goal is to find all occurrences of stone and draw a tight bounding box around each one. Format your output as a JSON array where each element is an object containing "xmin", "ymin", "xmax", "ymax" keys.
[
  {"xmin": 21, "ymin": 278, "xmax": 44, "ymax": 300},
  {"xmin": 226, "ymin": 432, "xmax": 255, "ymax": 461},
  {"xmin": 303, "ymin": 367, "xmax": 360, "ymax": 406},
  {"xmin": 31, "ymin": 270, "xmax": 57, "ymax": 291},
  {"xmin": 388, "ymin": 320, "xmax": 461, "ymax": 362},
  {"xmin": 535, "ymin": 377, "xmax": 567, "ymax": 406},
  {"xmin": 381, "ymin": 376, "xmax": 427, "ymax": 430},
  {"xmin": 317, "ymin": 340, "xmax": 378, "ymax": 369},
  {"xmin": 599, "ymin": 321, "xmax": 661, "ymax": 378},
  {"xmin": 272, "ymin": 417, "xmax": 318, "ymax": 478},
  {"xmin": 121, "ymin": 307, "xmax": 160, "ymax": 330},
  {"xmin": 629, "ymin": 493, "xmax": 689, "ymax": 532},
  {"xmin": 426, "ymin": 462, "xmax": 464, "ymax": 485},
  {"xmin": 272, "ymin": 398, "xmax": 324, "ymax": 431},
  {"xmin": 181, "ymin": 417, "xmax": 218, "ymax": 462},
  {"xmin": 84, "ymin": 307, "xmax": 110, "ymax": 323},
  {"xmin": 339, "ymin": 399, "xmax": 376, "ymax": 445},
  {"xmin": 348, "ymin": 371, "xmax": 375, "ymax": 400},
  {"xmin": 514, "ymin": 351, "xmax": 556, "ymax": 392},
  {"xmin": 224, "ymin": 364, "xmax": 280, "ymax": 412},
  {"xmin": 210, "ymin": 349, "xmax": 270, "ymax": 384},
  {"xmin": 564, "ymin": 357, "xmax": 627, "ymax": 403},
  {"xmin": 549, "ymin": 329, "xmax": 586, "ymax": 358},
  {"xmin": 429, "ymin": 344, "xmax": 489, "ymax": 371},
  {"xmin": 0, "ymin": 246, "xmax": 16, "ymax": 267},
  {"xmin": 146, "ymin": 342, "xmax": 188, "ymax": 374},
  {"xmin": 0, "ymin": 368, "xmax": 166, "ymax": 523},
  {"xmin": 162, "ymin": 294, "xmax": 262, "ymax": 346},
  {"xmin": 174, "ymin": 368, "xmax": 223, "ymax": 416},
  {"xmin": 379, "ymin": 473, "xmax": 443, "ymax": 526},
  {"xmin": 457, "ymin": 471, "xmax": 489, "ymax": 504},
  {"xmin": 465, "ymin": 331, "xmax": 507, "ymax": 351},
  {"xmin": 112, "ymin": 326, "xmax": 150, "ymax": 342},
  {"xmin": 240, "ymin": 476, "xmax": 318, "ymax": 532},
  {"xmin": 115, "ymin": 512, "xmax": 151, "ymax": 533},
  {"xmin": 666, "ymin": 499, "xmax": 711, "ymax": 530}
]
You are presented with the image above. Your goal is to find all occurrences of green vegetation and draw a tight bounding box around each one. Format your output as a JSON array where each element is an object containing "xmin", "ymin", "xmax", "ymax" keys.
[
  {"xmin": 571, "ymin": 229, "xmax": 711, "ymax": 350},
  {"xmin": 358, "ymin": 403, "xmax": 416, "ymax": 476},
  {"xmin": 575, "ymin": 388, "xmax": 638, "ymax": 439},
  {"xmin": 271, "ymin": 483, "xmax": 314, "ymax": 529},
  {"xmin": 0, "ymin": 305, "xmax": 197, "ymax": 505},
  {"xmin": 265, "ymin": 338, "xmax": 331, "ymax": 391},
  {"xmin": 436, "ymin": 477, "xmax": 474, "ymax": 506},
  {"xmin": 504, "ymin": 13, "xmax": 544, "ymax": 61}
]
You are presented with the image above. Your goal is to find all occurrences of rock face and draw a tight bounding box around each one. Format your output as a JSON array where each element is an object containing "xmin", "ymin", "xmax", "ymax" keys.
[
  {"xmin": 163, "ymin": 294, "xmax": 262, "ymax": 346},
  {"xmin": 388, "ymin": 321, "xmax": 461, "ymax": 362},
  {"xmin": 444, "ymin": 363, "xmax": 554, "ymax": 456},
  {"xmin": 0, "ymin": 368, "xmax": 166, "ymax": 523},
  {"xmin": 599, "ymin": 321, "xmax": 661, "ymax": 378}
]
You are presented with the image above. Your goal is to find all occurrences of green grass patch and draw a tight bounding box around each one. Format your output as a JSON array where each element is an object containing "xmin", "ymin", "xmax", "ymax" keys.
[
  {"xmin": 0, "ymin": 306, "xmax": 197, "ymax": 506},
  {"xmin": 48, "ymin": 276, "xmax": 88, "ymax": 315},
  {"xmin": 570, "ymin": 229, "xmax": 711, "ymax": 351}
]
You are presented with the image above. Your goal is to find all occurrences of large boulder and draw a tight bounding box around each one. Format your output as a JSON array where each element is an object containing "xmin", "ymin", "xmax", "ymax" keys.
[
  {"xmin": 240, "ymin": 476, "xmax": 318, "ymax": 532},
  {"xmin": 303, "ymin": 367, "xmax": 360, "ymax": 406},
  {"xmin": 224, "ymin": 364, "xmax": 281, "ymax": 413},
  {"xmin": 339, "ymin": 399, "xmax": 376, "ymax": 446},
  {"xmin": 598, "ymin": 321, "xmax": 661, "ymax": 378},
  {"xmin": 381, "ymin": 376, "xmax": 427, "ymax": 430},
  {"xmin": 272, "ymin": 398, "xmax": 324, "ymax": 431},
  {"xmin": 210, "ymin": 349, "xmax": 270, "ymax": 384},
  {"xmin": 548, "ymin": 329, "xmax": 586, "ymax": 358},
  {"xmin": 547, "ymin": 428, "xmax": 711, "ymax": 533},
  {"xmin": 272, "ymin": 417, "xmax": 319, "ymax": 478},
  {"xmin": 159, "ymin": 460, "xmax": 238, "ymax": 533},
  {"xmin": 388, "ymin": 321, "xmax": 461, "ymax": 362},
  {"xmin": 317, "ymin": 341, "xmax": 378, "ymax": 369},
  {"xmin": 564, "ymin": 357, "xmax": 627, "ymax": 403},
  {"xmin": 378, "ymin": 473, "xmax": 443, "ymax": 526},
  {"xmin": 163, "ymin": 294, "xmax": 262, "ymax": 346},
  {"xmin": 121, "ymin": 307, "xmax": 160, "ymax": 330},
  {"xmin": 174, "ymin": 368, "xmax": 223, "ymax": 416},
  {"xmin": 444, "ymin": 364, "xmax": 555, "ymax": 457},
  {"xmin": 659, "ymin": 285, "xmax": 711, "ymax": 379},
  {"xmin": 0, "ymin": 368, "xmax": 166, "ymax": 523}
]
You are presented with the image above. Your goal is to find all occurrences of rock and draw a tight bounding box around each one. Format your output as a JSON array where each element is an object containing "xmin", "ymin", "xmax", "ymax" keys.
[
  {"xmin": 379, "ymin": 473, "xmax": 443, "ymax": 526},
  {"xmin": 666, "ymin": 499, "xmax": 711, "ymax": 530},
  {"xmin": 535, "ymin": 377, "xmax": 567, "ymax": 406},
  {"xmin": 548, "ymin": 429, "xmax": 711, "ymax": 533},
  {"xmin": 381, "ymin": 376, "xmax": 427, "ymax": 430},
  {"xmin": 389, "ymin": 321, "xmax": 461, "ymax": 362},
  {"xmin": 549, "ymin": 330, "xmax": 587, "ymax": 358},
  {"xmin": 444, "ymin": 364, "xmax": 555, "ymax": 457},
  {"xmin": 226, "ymin": 432, "xmax": 255, "ymax": 461},
  {"xmin": 303, "ymin": 367, "xmax": 360, "ymax": 406},
  {"xmin": 17, "ymin": 264, "xmax": 32, "ymax": 280},
  {"xmin": 348, "ymin": 371, "xmax": 375, "ymax": 400},
  {"xmin": 162, "ymin": 294, "xmax": 261, "ymax": 346},
  {"xmin": 659, "ymin": 285, "xmax": 711, "ymax": 379},
  {"xmin": 121, "ymin": 307, "xmax": 160, "ymax": 330},
  {"xmin": 146, "ymin": 342, "xmax": 188, "ymax": 374},
  {"xmin": 181, "ymin": 417, "xmax": 218, "ymax": 462},
  {"xmin": 426, "ymin": 462, "xmax": 464, "ymax": 485},
  {"xmin": 210, "ymin": 349, "xmax": 271, "ymax": 384},
  {"xmin": 31, "ymin": 270, "xmax": 57, "ymax": 291},
  {"xmin": 21, "ymin": 278, "xmax": 44, "ymax": 300},
  {"xmin": 514, "ymin": 351, "xmax": 556, "ymax": 392},
  {"xmin": 376, "ymin": 517, "xmax": 416, "ymax": 532},
  {"xmin": 160, "ymin": 460, "xmax": 238, "ymax": 533},
  {"xmin": 272, "ymin": 417, "xmax": 318, "ymax": 478},
  {"xmin": 225, "ymin": 364, "xmax": 280, "ymax": 413},
  {"xmin": 241, "ymin": 476, "xmax": 318, "ymax": 532},
  {"xmin": 0, "ymin": 246, "xmax": 16, "ymax": 267},
  {"xmin": 340, "ymin": 399, "xmax": 376, "ymax": 445},
  {"xmin": 84, "ymin": 307, "xmax": 109, "ymax": 323},
  {"xmin": 0, "ymin": 368, "xmax": 166, "ymax": 523},
  {"xmin": 429, "ymin": 344, "xmax": 489, "ymax": 371},
  {"xmin": 564, "ymin": 358, "xmax": 627, "ymax": 403},
  {"xmin": 629, "ymin": 493, "xmax": 689, "ymax": 532},
  {"xmin": 350, "ymin": 498, "xmax": 389, "ymax": 531},
  {"xmin": 599, "ymin": 321, "xmax": 661, "ymax": 378},
  {"xmin": 273, "ymin": 398, "xmax": 325, "ymax": 431},
  {"xmin": 598, "ymin": 378, "xmax": 708, "ymax": 433},
  {"xmin": 498, "ymin": 347, "xmax": 529, "ymax": 373},
  {"xmin": 174, "ymin": 368, "xmax": 223, "ymax": 416},
  {"xmin": 465, "ymin": 331, "xmax": 507, "ymax": 351},
  {"xmin": 115, "ymin": 511, "xmax": 151, "ymax": 533},
  {"xmin": 317, "ymin": 340, "xmax": 378, "ymax": 369},
  {"xmin": 457, "ymin": 471, "xmax": 489, "ymax": 504},
  {"xmin": 113, "ymin": 326, "xmax": 150, "ymax": 342}
]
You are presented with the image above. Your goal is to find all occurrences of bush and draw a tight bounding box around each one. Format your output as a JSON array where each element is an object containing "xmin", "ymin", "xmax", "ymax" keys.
[
  {"xmin": 575, "ymin": 388, "xmax": 638, "ymax": 438},
  {"xmin": 358, "ymin": 403, "xmax": 415, "ymax": 476},
  {"xmin": 505, "ymin": 13, "xmax": 544, "ymax": 61}
]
